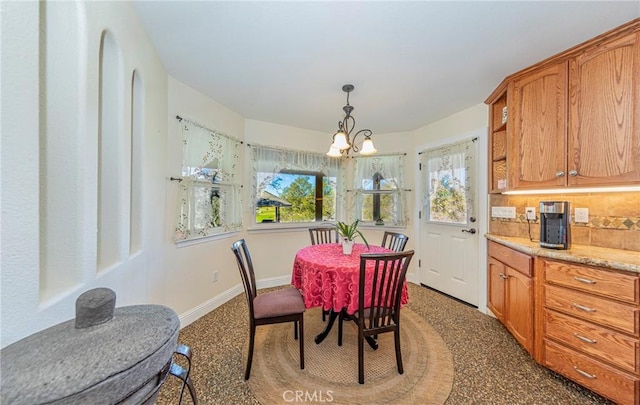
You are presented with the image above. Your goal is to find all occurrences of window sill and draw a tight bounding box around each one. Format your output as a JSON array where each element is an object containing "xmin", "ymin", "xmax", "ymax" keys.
[
  {"xmin": 359, "ymin": 224, "xmax": 407, "ymax": 231},
  {"xmin": 248, "ymin": 222, "xmax": 330, "ymax": 234},
  {"xmin": 175, "ymin": 230, "xmax": 241, "ymax": 248}
]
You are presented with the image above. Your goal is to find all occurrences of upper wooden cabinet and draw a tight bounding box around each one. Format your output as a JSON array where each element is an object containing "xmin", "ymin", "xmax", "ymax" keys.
[
  {"xmin": 568, "ymin": 31, "xmax": 640, "ymax": 186},
  {"xmin": 510, "ymin": 61, "xmax": 568, "ymax": 189},
  {"xmin": 486, "ymin": 19, "xmax": 640, "ymax": 192}
]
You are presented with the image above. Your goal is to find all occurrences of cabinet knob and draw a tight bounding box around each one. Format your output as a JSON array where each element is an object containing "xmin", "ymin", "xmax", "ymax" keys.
[
  {"xmin": 556, "ymin": 171, "xmax": 565, "ymax": 177},
  {"xmin": 569, "ymin": 170, "xmax": 578, "ymax": 177}
]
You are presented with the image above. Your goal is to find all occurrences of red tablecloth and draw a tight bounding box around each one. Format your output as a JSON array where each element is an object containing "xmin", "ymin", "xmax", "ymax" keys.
[{"xmin": 291, "ymin": 243, "xmax": 409, "ymax": 315}]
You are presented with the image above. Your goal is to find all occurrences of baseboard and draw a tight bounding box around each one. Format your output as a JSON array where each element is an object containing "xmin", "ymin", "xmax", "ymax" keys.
[{"xmin": 178, "ymin": 284, "xmax": 244, "ymax": 328}]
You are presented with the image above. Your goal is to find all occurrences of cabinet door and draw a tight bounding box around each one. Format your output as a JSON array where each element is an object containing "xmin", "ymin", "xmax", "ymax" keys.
[
  {"xmin": 488, "ymin": 257, "xmax": 506, "ymax": 321},
  {"xmin": 505, "ymin": 266, "xmax": 534, "ymax": 354},
  {"xmin": 510, "ymin": 62, "xmax": 568, "ymax": 189},
  {"xmin": 568, "ymin": 31, "xmax": 640, "ymax": 186}
]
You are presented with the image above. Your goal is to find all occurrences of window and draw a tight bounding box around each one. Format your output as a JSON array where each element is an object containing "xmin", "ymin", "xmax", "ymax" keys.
[
  {"xmin": 420, "ymin": 138, "xmax": 476, "ymax": 225},
  {"xmin": 174, "ymin": 119, "xmax": 242, "ymax": 241},
  {"xmin": 351, "ymin": 154, "xmax": 408, "ymax": 226},
  {"xmin": 251, "ymin": 145, "xmax": 342, "ymax": 224}
]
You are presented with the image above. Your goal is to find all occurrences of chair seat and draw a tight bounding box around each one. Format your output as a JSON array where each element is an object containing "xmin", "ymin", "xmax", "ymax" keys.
[{"xmin": 253, "ymin": 288, "xmax": 305, "ymax": 319}]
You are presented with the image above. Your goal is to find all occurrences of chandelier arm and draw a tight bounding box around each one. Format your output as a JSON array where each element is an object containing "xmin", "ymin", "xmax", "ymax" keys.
[{"xmin": 350, "ymin": 129, "xmax": 373, "ymax": 153}]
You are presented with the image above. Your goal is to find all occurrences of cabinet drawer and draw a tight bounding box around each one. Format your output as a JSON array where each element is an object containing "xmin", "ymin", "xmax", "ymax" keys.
[
  {"xmin": 488, "ymin": 241, "xmax": 532, "ymax": 276},
  {"xmin": 544, "ymin": 259, "xmax": 639, "ymax": 304},
  {"xmin": 545, "ymin": 284, "xmax": 639, "ymax": 335},
  {"xmin": 545, "ymin": 310, "xmax": 640, "ymax": 374},
  {"xmin": 544, "ymin": 340, "xmax": 638, "ymax": 405}
]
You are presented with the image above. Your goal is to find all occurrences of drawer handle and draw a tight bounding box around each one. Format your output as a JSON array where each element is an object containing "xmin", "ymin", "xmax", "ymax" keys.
[
  {"xmin": 573, "ymin": 366, "xmax": 596, "ymax": 379},
  {"xmin": 573, "ymin": 276, "xmax": 596, "ymax": 285},
  {"xmin": 572, "ymin": 303, "xmax": 596, "ymax": 313},
  {"xmin": 499, "ymin": 273, "xmax": 509, "ymax": 280},
  {"xmin": 573, "ymin": 333, "xmax": 597, "ymax": 344}
]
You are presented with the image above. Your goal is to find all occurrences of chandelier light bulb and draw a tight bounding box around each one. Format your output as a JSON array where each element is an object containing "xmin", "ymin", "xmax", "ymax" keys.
[
  {"xmin": 359, "ymin": 138, "xmax": 377, "ymax": 155},
  {"xmin": 331, "ymin": 132, "xmax": 350, "ymax": 150},
  {"xmin": 326, "ymin": 145, "xmax": 343, "ymax": 157}
]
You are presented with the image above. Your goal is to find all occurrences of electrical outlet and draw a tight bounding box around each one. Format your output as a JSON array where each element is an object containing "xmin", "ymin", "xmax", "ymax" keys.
[
  {"xmin": 525, "ymin": 207, "xmax": 537, "ymax": 221},
  {"xmin": 575, "ymin": 208, "xmax": 589, "ymax": 223},
  {"xmin": 212, "ymin": 271, "xmax": 219, "ymax": 283}
]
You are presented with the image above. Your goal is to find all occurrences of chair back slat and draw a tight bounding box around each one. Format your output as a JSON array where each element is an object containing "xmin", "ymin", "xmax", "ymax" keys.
[
  {"xmin": 231, "ymin": 239, "xmax": 257, "ymax": 317},
  {"xmin": 359, "ymin": 251, "xmax": 414, "ymax": 331},
  {"xmin": 381, "ymin": 231, "xmax": 409, "ymax": 252},
  {"xmin": 309, "ymin": 227, "xmax": 338, "ymax": 245}
]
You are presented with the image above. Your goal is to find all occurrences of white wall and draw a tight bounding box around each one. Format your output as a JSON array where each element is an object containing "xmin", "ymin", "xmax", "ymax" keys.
[{"xmin": 1, "ymin": 1, "xmax": 168, "ymax": 347}]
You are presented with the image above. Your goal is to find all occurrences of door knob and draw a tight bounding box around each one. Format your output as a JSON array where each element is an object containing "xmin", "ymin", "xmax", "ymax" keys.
[{"xmin": 461, "ymin": 228, "xmax": 476, "ymax": 234}]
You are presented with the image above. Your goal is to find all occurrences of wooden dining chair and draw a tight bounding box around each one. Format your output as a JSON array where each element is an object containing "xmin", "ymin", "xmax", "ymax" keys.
[
  {"xmin": 308, "ymin": 227, "xmax": 339, "ymax": 245},
  {"xmin": 308, "ymin": 227, "xmax": 339, "ymax": 321},
  {"xmin": 231, "ymin": 239, "xmax": 305, "ymax": 380},
  {"xmin": 381, "ymin": 231, "xmax": 409, "ymax": 252},
  {"xmin": 338, "ymin": 250, "xmax": 414, "ymax": 384}
]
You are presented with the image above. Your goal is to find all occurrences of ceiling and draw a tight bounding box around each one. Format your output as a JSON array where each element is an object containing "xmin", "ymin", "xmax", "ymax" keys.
[{"xmin": 132, "ymin": 1, "xmax": 638, "ymax": 134}]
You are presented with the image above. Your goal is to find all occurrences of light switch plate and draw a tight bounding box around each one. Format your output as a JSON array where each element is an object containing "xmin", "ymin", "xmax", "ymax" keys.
[
  {"xmin": 491, "ymin": 206, "xmax": 516, "ymax": 219},
  {"xmin": 575, "ymin": 208, "xmax": 589, "ymax": 223}
]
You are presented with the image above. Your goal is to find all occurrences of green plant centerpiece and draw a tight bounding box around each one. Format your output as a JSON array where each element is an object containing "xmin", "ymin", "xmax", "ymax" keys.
[{"xmin": 336, "ymin": 220, "xmax": 369, "ymax": 254}]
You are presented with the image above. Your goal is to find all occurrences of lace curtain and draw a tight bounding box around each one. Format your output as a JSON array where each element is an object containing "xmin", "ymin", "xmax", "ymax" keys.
[
  {"xmin": 249, "ymin": 144, "xmax": 344, "ymax": 216},
  {"xmin": 175, "ymin": 119, "xmax": 242, "ymax": 241},
  {"xmin": 420, "ymin": 138, "xmax": 476, "ymax": 224},
  {"xmin": 350, "ymin": 154, "xmax": 408, "ymax": 226}
]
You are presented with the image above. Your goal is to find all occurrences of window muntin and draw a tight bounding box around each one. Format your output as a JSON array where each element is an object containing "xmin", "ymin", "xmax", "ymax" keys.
[
  {"xmin": 359, "ymin": 173, "xmax": 397, "ymax": 223},
  {"xmin": 351, "ymin": 154, "xmax": 408, "ymax": 226}
]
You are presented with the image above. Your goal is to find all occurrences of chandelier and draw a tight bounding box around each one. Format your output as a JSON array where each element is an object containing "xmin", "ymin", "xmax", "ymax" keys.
[{"xmin": 326, "ymin": 84, "xmax": 377, "ymax": 157}]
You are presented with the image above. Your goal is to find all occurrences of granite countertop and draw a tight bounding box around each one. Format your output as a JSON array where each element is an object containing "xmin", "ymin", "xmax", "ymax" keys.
[{"xmin": 485, "ymin": 234, "xmax": 640, "ymax": 274}]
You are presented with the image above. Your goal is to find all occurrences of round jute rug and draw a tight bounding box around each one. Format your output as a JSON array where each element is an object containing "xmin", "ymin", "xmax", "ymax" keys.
[{"xmin": 244, "ymin": 307, "xmax": 453, "ymax": 404}]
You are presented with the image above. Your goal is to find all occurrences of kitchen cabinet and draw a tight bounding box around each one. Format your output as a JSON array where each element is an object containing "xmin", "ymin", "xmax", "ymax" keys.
[
  {"xmin": 541, "ymin": 259, "xmax": 640, "ymax": 404},
  {"xmin": 487, "ymin": 19, "xmax": 640, "ymax": 191},
  {"xmin": 486, "ymin": 84, "xmax": 509, "ymax": 193},
  {"xmin": 509, "ymin": 61, "xmax": 568, "ymax": 189},
  {"xmin": 487, "ymin": 241, "xmax": 534, "ymax": 354},
  {"xmin": 568, "ymin": 31, "xmax": 640, "ymax": 186}
]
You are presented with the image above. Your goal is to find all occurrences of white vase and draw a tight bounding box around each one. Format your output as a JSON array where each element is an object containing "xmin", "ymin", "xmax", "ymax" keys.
[{"xmin": 342, "ymin": 239, "xmax": 354, "ymax": 255}]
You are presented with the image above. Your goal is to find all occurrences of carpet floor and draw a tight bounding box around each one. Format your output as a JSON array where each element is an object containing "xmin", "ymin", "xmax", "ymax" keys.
[{"xmin": 157, "ymin": 283, "xmax": 612, "ymax": 404}]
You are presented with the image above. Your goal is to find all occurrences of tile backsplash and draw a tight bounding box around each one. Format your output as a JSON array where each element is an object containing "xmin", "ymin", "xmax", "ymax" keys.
[{"xmin": 489, "ymin": 192, "xmax": 640, "ymax": 252}]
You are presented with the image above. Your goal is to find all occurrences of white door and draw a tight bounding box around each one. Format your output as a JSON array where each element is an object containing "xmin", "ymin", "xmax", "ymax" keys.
[{"xmin": 419, "ymin": 136, "xmax": 479, "ymax": 306}]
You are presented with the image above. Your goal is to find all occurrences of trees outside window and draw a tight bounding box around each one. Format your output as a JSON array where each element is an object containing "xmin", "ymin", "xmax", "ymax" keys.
[{"xmin": 251, "ymin": 145, "xmax": 341, "ymax": 225}]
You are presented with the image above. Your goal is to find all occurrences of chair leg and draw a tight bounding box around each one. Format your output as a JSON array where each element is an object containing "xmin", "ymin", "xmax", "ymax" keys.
[
  {"xmin": 358, "ymin": 328, "xmax": 365, "ymax": 384},
  {"xmin": 337, "ymin": 311, "xmax": 344, "ymax": 346},
  {"xmin": 245, "ymin": 325, "xmax": 255, "ymax": 380},
  {"xmin": 394, "ymin": 328, "xmax": 404, "ymax": 375},
  {"xmin": 298, "ymin": 315, "xmax": 305, "ymax": 370},
  {"xmin": 294, "ymin": 320, "xmax": 298, "ymax": 340}
]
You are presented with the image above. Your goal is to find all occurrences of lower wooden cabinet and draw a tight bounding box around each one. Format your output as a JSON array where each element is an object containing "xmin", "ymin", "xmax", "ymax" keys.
[
  {"xmin": 541, "ymin": 258, "xmax": 640, "ymax": 404},
  {"xmin": 487, "ymin": 241, "xmax": 640, "ymax": 404},
  {"xmin": 544, "ymin": 340, "xmax": 639, "ymax": 405},
  {"xmin": 487, "ymin": 241, "xmax": 534, "ymax": 355}
]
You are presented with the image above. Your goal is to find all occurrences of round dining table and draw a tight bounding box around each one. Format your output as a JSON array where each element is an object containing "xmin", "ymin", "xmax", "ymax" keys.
[{"xmin": 291, "ymin": 243, "xmax": 409, "ymax": 344}]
